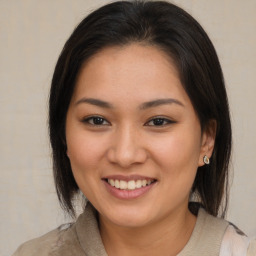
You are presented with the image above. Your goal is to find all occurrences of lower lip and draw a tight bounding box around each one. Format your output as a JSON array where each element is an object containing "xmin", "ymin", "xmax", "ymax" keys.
[{"xmin": 103, "ymin": 180, "xmax": 156, "ymax": 200}]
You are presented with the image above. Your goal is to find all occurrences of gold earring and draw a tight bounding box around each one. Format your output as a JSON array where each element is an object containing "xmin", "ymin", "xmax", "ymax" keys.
[{"xmin": 203, "ymin": 155, "xmax": 210, "ymax": 165}]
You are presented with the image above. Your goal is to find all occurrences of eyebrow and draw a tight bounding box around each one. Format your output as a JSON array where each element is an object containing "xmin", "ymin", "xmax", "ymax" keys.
[
  {"xmin": 139, "ymin": 98, "xmax": 184, "ymax": 109},
  {"xmin": 75, "ymin": 98, "xmax": 113, "ymax": 108},
  {"xmin": 75, "ymin": 97, "xmax": 184, "ymax": 109}
]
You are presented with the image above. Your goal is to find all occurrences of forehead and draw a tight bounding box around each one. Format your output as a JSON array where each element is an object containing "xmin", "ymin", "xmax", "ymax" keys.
[{"xmin": 72, "ymin": 43, "xmax": 189, "ymax": 106}]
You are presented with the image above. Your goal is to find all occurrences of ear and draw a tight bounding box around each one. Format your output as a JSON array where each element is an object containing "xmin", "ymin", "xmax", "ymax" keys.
[{"xmin": 198, "ymin": 119, "xmax": 217, "ymax": 166}]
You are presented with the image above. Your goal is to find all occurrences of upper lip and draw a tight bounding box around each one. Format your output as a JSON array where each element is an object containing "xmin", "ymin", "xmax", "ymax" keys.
[{"xmin": 102, "ymin": 174, "xmax": 157, "ymax": 182}]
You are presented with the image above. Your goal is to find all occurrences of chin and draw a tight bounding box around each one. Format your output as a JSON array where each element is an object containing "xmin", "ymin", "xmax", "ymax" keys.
[
  {"xmin": 112, "ymin": 215, "xmax": 151, "ymax": 228},
  {"xmin": 99, "ymin": 204, "xmax": 155, "ymax": 228}
]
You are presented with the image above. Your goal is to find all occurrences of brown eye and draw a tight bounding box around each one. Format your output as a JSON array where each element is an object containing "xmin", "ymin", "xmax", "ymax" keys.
[
  {"xmin": 146, "ymin": 117, "xmax": 174, "ymax": 126},
  {"xmin": 83, "ymin": 116, "xmax": 110, "ymax": 126}
]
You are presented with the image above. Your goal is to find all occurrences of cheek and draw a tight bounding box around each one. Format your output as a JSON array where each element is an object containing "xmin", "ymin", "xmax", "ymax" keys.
[
  {"xmin": 150, "ymin": 127, "xmax": 202, "ymax": 181},
  {"xmin": 154, "ymin": 133, "xmax": 201, "ymax": 204},
  {"xmin": 155, "ymin": 134, "xmax": 200, "ymax": 165},
  {"xmin": 66, "ymin": 134, "xmax": 107, "ymax": 200},
  {"xmin": 68, "ymin": 137, "xmax": 103, "ymax": 170},
  {"xmin": 66, "ymin": 129, "xmax": 108, "ymax": 181}
]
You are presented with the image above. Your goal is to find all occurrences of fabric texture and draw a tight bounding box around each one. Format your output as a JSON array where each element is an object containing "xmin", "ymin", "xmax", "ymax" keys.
[{"xmin": 12, "ymin": 203, "xmax": 255, "ymax": 256}]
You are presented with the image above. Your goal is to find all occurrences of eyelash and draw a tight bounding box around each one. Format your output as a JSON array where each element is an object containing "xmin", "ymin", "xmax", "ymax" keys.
[
  {"xmin": 82, "ymin": 115, "xmax": 175, "ymax": 127},
  {"xmin": 145, "ymin": 117, "xmax": 175, "ymax": 126},
  {"xmin": 82, "ymin": 116, "xmax": 110, "ymax": 126}
]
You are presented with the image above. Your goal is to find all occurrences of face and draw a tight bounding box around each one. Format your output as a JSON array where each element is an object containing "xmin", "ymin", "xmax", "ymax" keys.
[{"xmin": 66, "ymin": 44, "xmax": 214, "ymax": 228}]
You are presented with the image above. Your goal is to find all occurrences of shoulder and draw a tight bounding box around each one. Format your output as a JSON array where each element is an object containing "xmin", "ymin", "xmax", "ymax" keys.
[
  {"xmin": 247, "ymin": 238, "xmax": 256, "ymax": 256},
  {"xmin": 220, "ymin": 223, "xmax": 256, "ymax": 256},
  {"xmin": 178, "ymin": 208, "xmax": 229, "ymax": 256},
  {"xmin": 12, "ymin": 202, "xmax": 106, "ymax": 256},
  {"xmin": 12, "ymin": 223, "xmax": 77, "ymax": 256},
  {"xmin": 181, "ymin": 206, "xmax": 255, "ymax": 256}
]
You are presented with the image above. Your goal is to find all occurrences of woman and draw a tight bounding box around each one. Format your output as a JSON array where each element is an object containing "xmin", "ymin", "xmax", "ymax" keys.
[{"xmin": 13, "ymin": 1, "xmax": 255, "ymax": 255}]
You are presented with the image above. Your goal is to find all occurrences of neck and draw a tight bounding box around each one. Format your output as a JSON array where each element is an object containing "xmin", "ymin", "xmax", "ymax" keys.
[{"xmin": 99, "ymin": 206, "xmax": 196, "ymax": 256}]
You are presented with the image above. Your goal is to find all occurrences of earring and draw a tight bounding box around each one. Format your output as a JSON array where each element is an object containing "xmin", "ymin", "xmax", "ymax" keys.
[{"xmin": 203, "ymin": 155, "xmax": 210, "ymax": 165}]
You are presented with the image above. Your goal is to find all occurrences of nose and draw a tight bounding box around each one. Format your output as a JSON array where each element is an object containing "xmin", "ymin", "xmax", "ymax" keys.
[{"xmin": 106, "ymin": 125, "xmax": 148, "ymax": 168}]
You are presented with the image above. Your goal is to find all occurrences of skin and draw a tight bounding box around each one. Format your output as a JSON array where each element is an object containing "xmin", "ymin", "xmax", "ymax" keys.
[{"xmin": 65, "ymin": 43, "xmax": 216, "ymax": 256}]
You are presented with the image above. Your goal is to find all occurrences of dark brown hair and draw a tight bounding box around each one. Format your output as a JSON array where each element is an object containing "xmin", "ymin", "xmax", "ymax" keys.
[{"xmin": 49, "ymin": 0, "xmax": 232, "ymax": 217}]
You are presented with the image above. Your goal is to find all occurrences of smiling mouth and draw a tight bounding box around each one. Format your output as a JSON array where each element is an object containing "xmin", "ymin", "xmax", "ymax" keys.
[{"xmin": 106, "ymin": 179, "xmax": 156, "ymax": 190}]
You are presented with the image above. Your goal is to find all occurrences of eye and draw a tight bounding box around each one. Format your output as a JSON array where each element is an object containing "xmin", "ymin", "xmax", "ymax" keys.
[
  {"xmin": 145, "ymin": 117, "xmax": 174, "ymax": 126},
  {"xmin": 82, "ymin": 116, "xmax": 110, "ymax": 126}
]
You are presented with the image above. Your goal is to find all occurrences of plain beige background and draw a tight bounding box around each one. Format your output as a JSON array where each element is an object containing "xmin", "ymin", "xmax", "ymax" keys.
[{"xmin": 1, "ymin": 0, "xmax": 255, "ymax": 255}]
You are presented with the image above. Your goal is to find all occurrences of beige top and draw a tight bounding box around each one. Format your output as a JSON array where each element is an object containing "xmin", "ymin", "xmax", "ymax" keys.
[{"xmin": 12, "ymin": 203, "xmax": 256, "ymax": 256}]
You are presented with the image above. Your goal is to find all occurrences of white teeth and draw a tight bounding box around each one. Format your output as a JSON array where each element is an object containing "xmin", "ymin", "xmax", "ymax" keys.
[
  {"xmin": 107, "ymin": 179, "xmax": 155, "ymax": 190},
  {"xmin": 136, "ymin": 180, "xmax": 142, "ymax": 188},
  {"xmin": 142, "ymin": 180, "xmax": 147, "ymax": 187},
  {"xmin": 120, "ymin": 180, "xmax": 128, "ymax": 189},
  {"xmin": 128, "ymin": 180, "xmax": 136, "ymax": 190},
  {"xmin": 114, "ymin": 180, "xmax": 120, "ymax": 189}
]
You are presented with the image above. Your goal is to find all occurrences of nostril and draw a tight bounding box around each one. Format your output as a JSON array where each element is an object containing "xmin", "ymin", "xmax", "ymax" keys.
[{"xmin": 106, "ymin": 146, "xmax": 148, "ymax": 168}]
